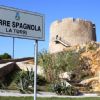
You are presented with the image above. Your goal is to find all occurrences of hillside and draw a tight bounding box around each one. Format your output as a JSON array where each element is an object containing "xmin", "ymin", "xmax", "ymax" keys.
[{"xmin": 64, "ymin": 41, "xmax": 100, "ymax": 92}]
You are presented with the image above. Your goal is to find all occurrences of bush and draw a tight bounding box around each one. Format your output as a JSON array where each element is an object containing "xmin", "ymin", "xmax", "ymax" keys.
[
  {"xmin": 53, "ymin": 82, "xmax": 79, "ymax": 95},
  {"xmin": 38, "ymin": 50, "xmax": 81, "ymax": 83},
  {"xmin": 0, "ymin": 53, "xmax": 11, "ymax": 59},
  {"xmin": 14, "ymin": 69, "xmax": 47, "ymax": 93},
  {"xmin": 0, "ymin": 81, "xmax": 6, "ymax": 89},
  {"xmin": 37, "ymin": 75, "xmax": 47, "ymax": 85}
]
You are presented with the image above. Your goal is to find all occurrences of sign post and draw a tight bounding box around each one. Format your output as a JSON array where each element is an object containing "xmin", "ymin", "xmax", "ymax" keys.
[
  {"xmin": 13, "ymin": 37, "xmax": 15, "ymax": 58},
  {"xmin": 0, "ymin": 6, "xmax": 45, "ymax": 100},
  {"xmin": 34, "ymin": 40, "xmax": 38, "ymax": 100}
]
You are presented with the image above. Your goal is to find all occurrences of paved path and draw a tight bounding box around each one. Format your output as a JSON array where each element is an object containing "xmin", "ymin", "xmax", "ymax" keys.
[{"xmin": 0, "ymin": 90, "xmax": 100, "ymax": 98}]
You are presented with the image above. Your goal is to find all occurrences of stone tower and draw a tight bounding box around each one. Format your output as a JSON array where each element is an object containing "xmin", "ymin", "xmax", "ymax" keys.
[{"xmin": 49, "ymin": 18, "xmax": 96, "ymax": 53}]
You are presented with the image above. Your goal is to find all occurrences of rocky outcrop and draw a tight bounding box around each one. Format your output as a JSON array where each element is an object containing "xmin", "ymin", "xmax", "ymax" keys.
[
  {"xmin": 60, "ymin": 42, "xmax": 100, "ymax": 92},
  {"xmin": 74, "ymin": 42, "xmax": 100, "ymax": 91},
  {"xmin": 0, "ymin": 57, "xmax": 44, "ymax": 82},
  {"xmin": 0, "ymin": 62, "xmax": 20, "ymax": 82}
]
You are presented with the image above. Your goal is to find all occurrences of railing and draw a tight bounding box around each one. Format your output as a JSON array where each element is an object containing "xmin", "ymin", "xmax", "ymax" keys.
[{"xmin": 54, "ymin": 35, "xmax": 71, "ymax": 47}]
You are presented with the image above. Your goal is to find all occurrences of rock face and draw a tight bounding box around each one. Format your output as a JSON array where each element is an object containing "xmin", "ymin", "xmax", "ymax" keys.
[
  {"xmin": 81, "ymin": 46, "xmax": 100, "ymax": 91},
  {"xmin": 0, "ymin": 57, "xmax": 44, "ymax": 82},
  {"xmin": 73, "ymin": 42, "xmax": 100, "ymax": 92},
  {"xmin": 57, "ymin": 42, "xmax": 100, "ymax": 92},
  {"xmin": 0, "ymin": 62, "xmax": 20, "ymax": 81},
  {"xmin": 49, "ymin": 18, "xmax": 96, "ymax": 53}
]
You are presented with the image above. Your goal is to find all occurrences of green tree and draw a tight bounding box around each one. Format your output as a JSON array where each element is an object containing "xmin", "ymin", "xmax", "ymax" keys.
[{"xmin": 0, "ymin": 53, "xmax": 11, "ymax": 59}]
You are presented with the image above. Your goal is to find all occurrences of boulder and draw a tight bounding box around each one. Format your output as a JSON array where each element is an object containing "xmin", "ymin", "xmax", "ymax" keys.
[{"xmin": 59, "ymin": 72, "xmax": 71, "ymax": 80}]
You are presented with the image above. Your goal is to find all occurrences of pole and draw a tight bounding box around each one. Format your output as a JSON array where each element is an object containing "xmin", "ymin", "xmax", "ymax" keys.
[
  {"xmin": 13, "ymin": 37, "xmax": 15, "ymax": 59},
  {"xmin": 34, "ymin": 40, "xmax": 38, "ymax": 100}
]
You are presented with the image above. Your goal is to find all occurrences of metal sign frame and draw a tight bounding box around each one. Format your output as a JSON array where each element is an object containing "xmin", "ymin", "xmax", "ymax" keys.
[
  {"xmin": 0, "ymin": 6, "xmax": 45, "ymax": 100},
  {"xmin": 0, "ymin": 5, "xmax": 45, "ymax": 40}
]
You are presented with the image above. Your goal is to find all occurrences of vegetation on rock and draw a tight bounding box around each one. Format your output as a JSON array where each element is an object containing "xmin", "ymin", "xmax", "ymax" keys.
[{"xmin": 38, "ymin": 42, "xmax": 100, "ymax": 94}]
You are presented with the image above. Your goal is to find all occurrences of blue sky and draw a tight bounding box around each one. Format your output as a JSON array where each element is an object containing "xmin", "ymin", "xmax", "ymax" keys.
[{"xmin": 0, "ymin": 0, "xmax": 100, "ymax": 58}]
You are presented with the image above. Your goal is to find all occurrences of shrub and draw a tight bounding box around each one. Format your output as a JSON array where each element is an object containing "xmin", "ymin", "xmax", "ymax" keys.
[
  {"xmin": 38, "ymin": 50, "xmax": 81, "ymax": 83},
  {"xmin": 14, "ymin": 68, "xmax": 47, "ymax": 93},
  {"xmin": 0, "ymin": 53, "xmax": 11, "ymax": 59},
  {"xmin": 37, "ymin": 75, "xmax": 47, "ymax": 85},
  {"xmin": 0, "ymin": 81, "xmax": 6, "ymax": 89},
  {"xmin": 53, "ymin": 82, "xmax": 79, "ymax": 95}
]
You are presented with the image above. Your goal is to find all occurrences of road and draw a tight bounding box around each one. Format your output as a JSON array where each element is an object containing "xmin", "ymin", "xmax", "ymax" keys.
[{"xmin": 0, "ymin": 90, "xmax": 100, "ymax": 98}]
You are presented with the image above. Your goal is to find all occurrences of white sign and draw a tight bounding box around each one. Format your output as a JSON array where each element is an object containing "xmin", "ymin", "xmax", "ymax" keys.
[{"xmin": 0, "ymin": 6, "xmax": 45, "ymax": 40}]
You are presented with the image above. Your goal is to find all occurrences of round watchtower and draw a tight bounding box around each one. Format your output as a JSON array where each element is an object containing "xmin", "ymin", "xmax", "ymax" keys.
[{"xmin": 49, "ymin": 18, "xmax": 96, "ymax": 53}]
